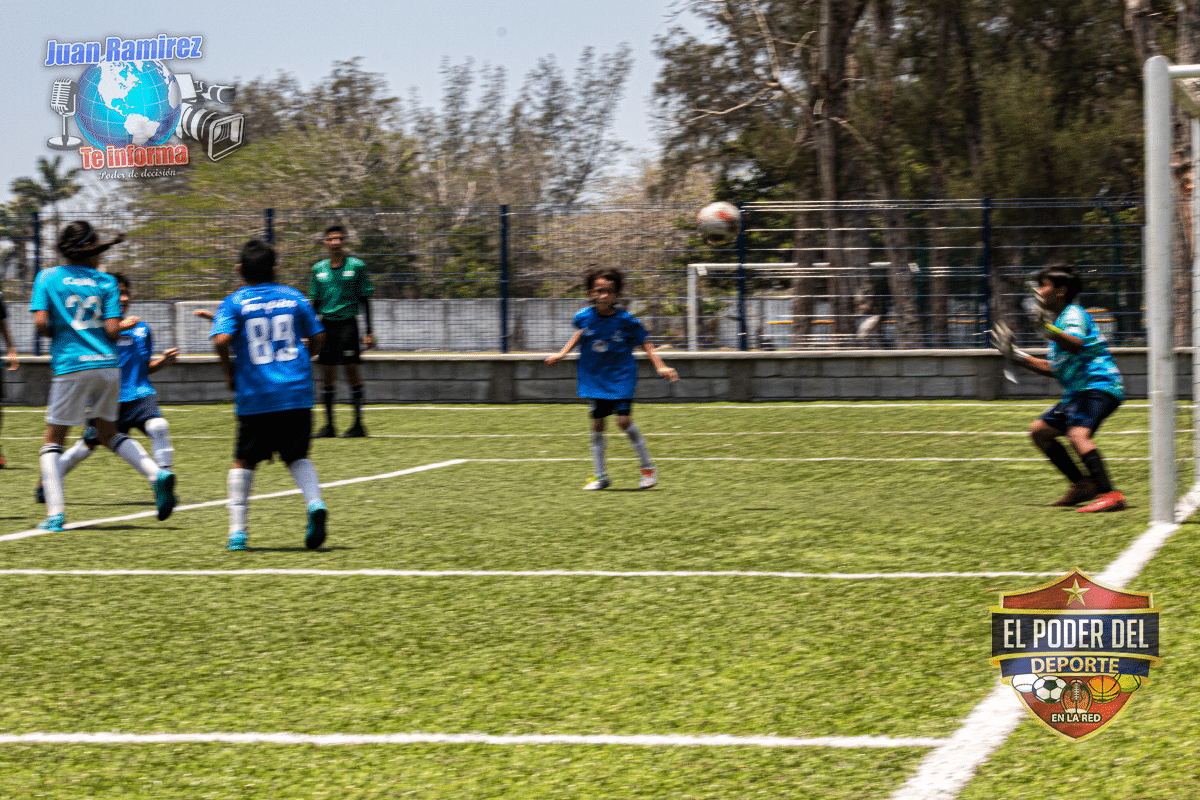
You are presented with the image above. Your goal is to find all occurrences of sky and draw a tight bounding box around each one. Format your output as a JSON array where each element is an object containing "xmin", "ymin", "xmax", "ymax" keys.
[{"xmin": 0, "ymin": 0, "xmax": 701, "ymax": 205}]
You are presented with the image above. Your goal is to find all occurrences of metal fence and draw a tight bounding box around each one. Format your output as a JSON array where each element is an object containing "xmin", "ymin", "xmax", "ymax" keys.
[{"xmin": 1, "ymin": 198, "xmax": 1152, "ymax": 353}]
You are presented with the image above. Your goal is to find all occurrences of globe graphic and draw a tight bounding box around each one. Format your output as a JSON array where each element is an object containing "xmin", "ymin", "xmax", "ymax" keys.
[{"xmin": 75, "ymin": 61, "xmax": 182, "ymax": 149}]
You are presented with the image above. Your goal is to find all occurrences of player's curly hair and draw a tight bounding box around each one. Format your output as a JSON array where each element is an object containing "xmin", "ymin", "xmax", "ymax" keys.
[
  {"xmin": 57, "ymin": 221, "xmax": 125, "ymax": 263},
  {"xmin": 1036, "ymin": 262, "xmax": 1083, "ymax": 305},
  {"xmin": 584, "ymin": 265, "xmax": 624, "ymax": 294}
]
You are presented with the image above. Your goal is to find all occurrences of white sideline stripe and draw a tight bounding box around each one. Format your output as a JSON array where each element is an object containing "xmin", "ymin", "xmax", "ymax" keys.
[
  {"xmin": 887, "ymin": 484, "xmax": 1200, "ymax": 800},
  {"xmin": 0, "ymin": 731, "xmax": 943, "ymax": 749},
  {"xmin": 0, "ymin": 569, "xmax": 1066, "ymax": 579},
  {"xmin": 0, "ymin": 460, "xmax": 468, "ymax": 543},
  {"xmin": 471, "ymin": 456, "xmax": 1148, "ymax": 463}
]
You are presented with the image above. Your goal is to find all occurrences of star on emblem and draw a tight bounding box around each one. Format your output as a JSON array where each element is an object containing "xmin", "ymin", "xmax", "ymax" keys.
[{"xmin": 1063, "ymin": 579, "xmax": 1090, "ymax": 606}]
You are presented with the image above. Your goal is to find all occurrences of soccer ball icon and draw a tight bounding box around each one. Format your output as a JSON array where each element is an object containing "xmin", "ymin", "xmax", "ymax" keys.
[
  {"xmin": 697, "ymin": 201, "xmax": 741, "ymax": 245},
  {"xmin": 1032, "ymin": 675, "xmax": 1067, "ymax": 703}
]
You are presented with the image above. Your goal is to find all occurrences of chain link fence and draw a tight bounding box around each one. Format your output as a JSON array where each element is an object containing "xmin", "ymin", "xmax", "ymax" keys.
[{"xmin": 0, "ymin": 198, "xmax": 1151, "ymax": 354}]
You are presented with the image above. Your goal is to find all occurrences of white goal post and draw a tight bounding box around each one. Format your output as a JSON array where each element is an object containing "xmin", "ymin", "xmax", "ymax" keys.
[{"xmin": 1143, "ymin": 55, "xmax": 1200, "ymax": 524}]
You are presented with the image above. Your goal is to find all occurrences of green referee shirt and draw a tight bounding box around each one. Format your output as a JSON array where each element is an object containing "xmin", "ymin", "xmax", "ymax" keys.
[{"xmin": 309, "ymin": 255, "xmax": 375, "ymax": 320}]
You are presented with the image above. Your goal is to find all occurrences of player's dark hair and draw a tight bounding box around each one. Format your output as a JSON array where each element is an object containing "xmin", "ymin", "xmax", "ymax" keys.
[
  {"xmin": 1036, "ymin": 262, "xmax": 1082, "ymax": 305},
  {"xmin": 324, "ymin": 224, "xmax": 347, "ymax": 238},
  {"xmin": 239, "ymin": 239, "xmax": 277, "ymax": 284},
  {"xmin": 584, "ymin": 266, "xmax": 624, "ymax": 294},
  {"xmin": 112, "ymin": 272, "xmax": 130, "ymax": 289},
  {"xmin": 58, "ymin": 221, "xmax": 125, "ymax": 263}
]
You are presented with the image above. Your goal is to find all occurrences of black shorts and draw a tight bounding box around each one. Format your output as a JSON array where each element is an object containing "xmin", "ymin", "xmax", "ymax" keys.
[
  {"xmin": 589, "ymin": 398, "xmax": 634, "ymax": 419},
  {"xmin": 235, "ymin": 408, "xmax": 313, "ymax": 467},
  {"xmin": 1040, "ymin": 389, "xmax": 1122, "ymax": 434},
  {"xmin": 317, "ymin": 317, "xmax": 361, "ymax": 366},
  {"xmin": 116, "ymin": 395, "xmax": 163, "ymax": 434}
]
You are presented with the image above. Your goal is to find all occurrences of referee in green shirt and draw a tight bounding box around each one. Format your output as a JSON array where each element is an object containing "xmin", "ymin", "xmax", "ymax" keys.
[{"xmin": 309, "ymin": 224, "xmax": 375, "ymax": 438}]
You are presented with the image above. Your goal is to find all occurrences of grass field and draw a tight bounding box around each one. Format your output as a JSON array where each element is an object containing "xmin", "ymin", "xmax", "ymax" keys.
[{"xmin": 0, "ymin": 400, "xmax": 1196, "ymax": 799}]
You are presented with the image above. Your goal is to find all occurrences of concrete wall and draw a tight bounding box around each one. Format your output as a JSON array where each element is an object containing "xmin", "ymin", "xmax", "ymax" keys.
[{"xmin": 2, "ymin": 349, "xmax": 1187, "ymax": 406}]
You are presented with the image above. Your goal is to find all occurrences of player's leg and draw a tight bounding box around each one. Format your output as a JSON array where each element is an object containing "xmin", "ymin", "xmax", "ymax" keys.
[
  {"xmin": 1070, "ymin": 391, "xmax": 1126, "ymax": 513},
  {"xmin": 140, "ymin": 406, "xmax": 174, "ymax": 469},
  {"xmin": 115, "ymin": 397, "xmax": 177, "ymax": 519},
  {"xmin": 1031, "ymin": 403, "xmax": 1093, "ymax": 506},
  {"xmin": 38, "ymin": 370, "xmax": 106, "ymax": 530},
  {"xmin": 340, "ymin": 361, "xmax": 367, "ymax": 438},
  {"xmin": 314, "ymin": 360, "xmax": 338, "ymax": 438},
  {"xmin": 616, "ymin": 403, "xmax": 657, "ymax": 488},
  {"xmin": 37, "ymin": 423, "xmax": 99, "ymax": 503},
  {"xmin": 226, "ymin": 413, "xmax": 266, "ymax": 550},
  {"xmin": 584, "ymin": 401, "xmax": 611, "ymax": 490},
  {"xmin": 279, "ymin": 408, "xmax": 326, "ymax": 549}
]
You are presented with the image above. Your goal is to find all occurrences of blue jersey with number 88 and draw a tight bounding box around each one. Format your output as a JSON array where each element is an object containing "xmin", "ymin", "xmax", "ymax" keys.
[
  {"xmin": 30, "ymin": 264, "xmax": 121, "ymax": 376},
  {"xmin": 210, "ymin": 283, "xmax": 324, "ymax": 416}
]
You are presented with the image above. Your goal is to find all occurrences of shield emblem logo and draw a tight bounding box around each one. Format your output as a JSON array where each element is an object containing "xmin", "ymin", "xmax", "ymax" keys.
[{"xmin": 989, "ymin": 569, "xmax": 1160, "ymax": 741}]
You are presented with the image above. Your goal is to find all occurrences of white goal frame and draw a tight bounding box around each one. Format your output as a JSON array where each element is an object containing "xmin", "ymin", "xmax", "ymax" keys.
[{"xmin": 1143, "ymin": 56, "xmax": 1200, "ymax": 524}]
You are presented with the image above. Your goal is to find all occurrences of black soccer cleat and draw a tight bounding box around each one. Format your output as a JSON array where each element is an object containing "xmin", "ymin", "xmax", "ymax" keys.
[
  {"xmin": 311, "ymin": 424, "xmax": 336, "ymax": 439},
  {"xmin": 339, "ymin": 424, "xmax": 367, "ymax": 438}
]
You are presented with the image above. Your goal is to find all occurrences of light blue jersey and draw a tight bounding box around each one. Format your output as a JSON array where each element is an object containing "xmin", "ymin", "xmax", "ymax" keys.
[
  {"xmin": 117, "ymin": 320, "xmax": 156, "ymax": 402},
  {"xmin": 1048, "ymin": 304, "xmax": 1124, "ymax": 402},
  {"xmin": 572, "ymin": 306, "xmax": 649, "ymax": 399},
  {"xmin": 209, "ymin": 283, "xmax": 324, "ymax": 416},
  {"xmin": 30, "ymin": 265, "xmax": 121, "ymax": 376}
]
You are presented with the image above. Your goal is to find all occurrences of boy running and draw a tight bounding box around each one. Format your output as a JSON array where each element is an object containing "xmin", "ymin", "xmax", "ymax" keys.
[
  {"xmin": 545, "ymin": 266, "xmax": 679, "ymax": 490},
  {"xmin": 30, "ymin": 222, "xmax": 176, "ymax": 532},
  {"xmin": 999, "ymin": 264, "xmax": 1126, "ymax": 512},
  {"xmin": 309, "ymin": 224, "xmax": 374, "ymax": 438},
  {"xmin": 211, "ymin": 239, "xmax": 328, "ymax": 550},
  {"xmin": 37, "ymin": 273, "xmax": 178, "ymax": 500}
]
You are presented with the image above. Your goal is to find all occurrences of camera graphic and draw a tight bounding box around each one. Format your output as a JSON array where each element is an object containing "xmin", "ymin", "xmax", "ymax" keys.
[{"xmin": 174, "ymin": 73, "xmax": 244, "ymax": 161}]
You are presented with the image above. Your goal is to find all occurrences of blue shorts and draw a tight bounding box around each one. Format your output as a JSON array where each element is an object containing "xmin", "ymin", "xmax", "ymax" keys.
[
  {"xmin": 1040, "ymin": 390, "xmax": 1122, "ymax": 434},
  {"xmin": 589, "ymin": 398, "xmax": 633, "ymax": 419},
  {"xmin": 116, "ymin": 394, "xmax": 163, "ymax": 434}
]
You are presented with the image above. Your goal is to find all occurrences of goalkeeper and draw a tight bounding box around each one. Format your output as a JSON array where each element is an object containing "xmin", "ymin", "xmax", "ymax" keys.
[{"xmin": 991, "ymin": 264, "xmax": 1125, "ymax": 512}]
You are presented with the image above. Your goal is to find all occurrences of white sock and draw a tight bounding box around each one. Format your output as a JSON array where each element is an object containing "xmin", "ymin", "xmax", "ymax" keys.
[
  {"xmin": 39, "ymin": 444, "xmax": 66, "ymax": 517},
  {"xmin": 228, "ymin": 468, "xmax": 253, "ymax": 534},
  {"xmin": 59, "ymin": 439, "xmax": 95, "ymax": 476},
  {"xmin": 287, "ymin": 458, "xmax": 323, "ymax": 506},
  {"xmin": 144, "ymin": 416, "xmax": 174, "ymax": 468},
  {"xmin": 624, "ymin": 423, "xmax": 653, "ymax": 469},
  {"xmin": 590, "ymin": 430, "xmax": 607, "ymax": 477},
  {"xmin": 110, "ymin": 434, "xmax": 161, "ymax": 481}
]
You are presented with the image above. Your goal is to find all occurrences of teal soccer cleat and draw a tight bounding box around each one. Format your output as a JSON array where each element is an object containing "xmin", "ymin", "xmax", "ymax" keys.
[
  {"xmin": 226, "ymin": 531, "xmax": 248, "ymax": 551},
  {"xmin": 305, "ymin": 500, "xmax": 327, "ymax": 550},
  {"xmin": 154, "ymin": 471, "xmax": 177, "ymax": 521},
  {"xmin": 37, "ymin": 514, "xmax": 65, "ymax": 532}
]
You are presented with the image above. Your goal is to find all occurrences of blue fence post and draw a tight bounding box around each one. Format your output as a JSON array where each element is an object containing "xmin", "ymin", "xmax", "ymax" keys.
[
  {"xmin": 264, "ymin": 208, "xmax": 274, "ymax": 244},
  {"xmin": 499, "ymin": 205, "xmax": 510, "ymax": 353},
  {"xmin": 980, "ymin": 198, "xmax": 992, "ymax": 345},
  {"xmin": 736, "ymin": 202, "xmax": 748, "ymax": 351},
  {"xmin": 32, "ymin": 211, "xmax": 42, "ymax": 356}
]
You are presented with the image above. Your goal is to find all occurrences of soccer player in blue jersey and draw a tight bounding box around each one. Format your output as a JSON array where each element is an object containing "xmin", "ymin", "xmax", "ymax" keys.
[
  {"xmin": 1006, "ymin": 264, "xmax": 1126, "ymax": 513},
  {"xmin": 210, "ymin": 238, "xmax": 328, "ymax": 551},
  {"xmin": 36, "ymin": 274, "xmax": 179, "ymax": 499},
  {"xmin": 29, "ymin": 222, "xmax": 176, "ymax": 532},
  {"xmin": 545, "ymin": 266, "xmax": 678, "ymax": 490}
]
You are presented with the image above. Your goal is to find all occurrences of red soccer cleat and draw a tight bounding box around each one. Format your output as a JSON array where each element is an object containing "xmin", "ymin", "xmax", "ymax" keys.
[{"xmin": 1077, "ymin": 491, "xmax": 1126, "ymax": 513}]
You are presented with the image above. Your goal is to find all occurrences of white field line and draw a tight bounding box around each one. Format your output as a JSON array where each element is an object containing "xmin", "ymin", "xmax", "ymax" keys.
[
  {"xmin": 0, "ymin": 731, "xmax": 943, "ymax": 749},
  {"xmin": 0, "ymin": 569, "xmax": 1065, "ymax": 579},
  {"xmin": 0, "ymin": 460, "xmax": 468, "ymax": 543},
  {"xmin": 887, "ymin": 484, "xmax": 1200, "ymax": 800}
]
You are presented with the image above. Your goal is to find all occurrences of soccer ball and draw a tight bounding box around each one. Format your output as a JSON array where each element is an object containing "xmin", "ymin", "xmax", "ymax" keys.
[
  {"xmin": 1115, "ymin": 673, "xmax": 1142, "ymax": 695},
  {"xmin": 697, "ymin": 201, "xmax": 741, "ymax": 245},
  {"xmin": 1032, "ymin": 675, "xmax": 1067, "ymax": 703},
  {"xmin": 1010, "ymin": 673, "xmax": 1038, "ymax": 693}
]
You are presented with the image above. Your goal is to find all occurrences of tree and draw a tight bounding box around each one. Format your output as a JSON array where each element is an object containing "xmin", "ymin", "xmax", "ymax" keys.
[{"xmin": 10, "ymin": 155, "xmax": 84, "ymax": 248}]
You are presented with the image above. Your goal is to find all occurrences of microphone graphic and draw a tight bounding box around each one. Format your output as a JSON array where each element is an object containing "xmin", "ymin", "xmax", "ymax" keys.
[{"xmin": 48, "ymin": 78, "xmax": 82, "ymax": 149}]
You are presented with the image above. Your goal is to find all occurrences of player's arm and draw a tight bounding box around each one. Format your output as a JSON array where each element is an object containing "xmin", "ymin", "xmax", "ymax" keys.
[
  {"xmin": 1017, "ymin": 354, "xmax": 1056, "ymax": 378},
  {"xmin": 148, "ymin": 348, "xmax": 178, "ymax": 374},
  {"xmin": 118, "ymin": 316, "xmax": 140, "ymax": 332},
  {"xmin": 641, "ymin": 341, "xmax": 679, "ymax": 382},
  {"xmin": 1039, "ymin": 325, "xmax": 1083, "ymax": 355},
  {"xmin": 34, "ymin": 310, "xmax": 53, "ymax": 339},
  {"xmin": 213, "ymin": 333, "xmax": 236, "ymax": 391},
  {"xmin": 361, "ymin": 301, "xmax": 374, "ymax": 351},
  {"xmin": 193, "ymin": 308, "xmax": 215, "ymax": 321},
  {"xmin": 308, "ymin": 330, "xmax": 326, "ymax": 355},
  {"xmin": 545, "ymin": 331, "xmax": 582, "ymax": 366},
  {"xmin": 103, "ymin": 317, "xmax": 121, "ymax": 341}
]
